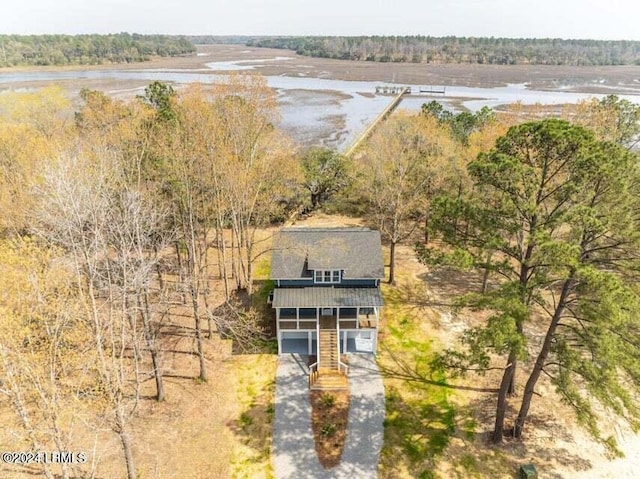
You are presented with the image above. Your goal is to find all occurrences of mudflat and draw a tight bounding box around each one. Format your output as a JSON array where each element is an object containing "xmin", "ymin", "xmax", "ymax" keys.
[
  {"xmin": 2, "ymin": 44, "xmax": 638, "ymax": 151},
  {"xmin": 2, "ymin": 43, "xmax": 640, "ymax": 95}
]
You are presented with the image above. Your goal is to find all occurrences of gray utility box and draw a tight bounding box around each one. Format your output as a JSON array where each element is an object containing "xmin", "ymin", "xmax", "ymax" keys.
[{"xmin": 519, "ymin": 464, "xmax": 538, "ymax": 479}]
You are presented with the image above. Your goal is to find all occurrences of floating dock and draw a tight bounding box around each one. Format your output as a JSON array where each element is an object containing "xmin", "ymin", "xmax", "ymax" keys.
[{"xmin": 418, "ymin": 85, "xmax": 446, "ymax": 95}]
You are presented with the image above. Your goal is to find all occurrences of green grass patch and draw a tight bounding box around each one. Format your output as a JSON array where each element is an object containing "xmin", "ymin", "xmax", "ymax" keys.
[
  {"xmin": 230, "ymin": 356, "xmax": 277, "ymax": 479},
  {"xmin": 320, "ymin": 392, "xmax": 337, "ymax": 409},
  {"xmin": 250, "ymin": 256, "xmax": 274, "ymax": 315},
  {"xmin": 239, "ymin": 411, "xmax": 253, "ymax": 428},
  {"xmin": 321, "ymin": 422, "xmax": 337, "ymax": 437},
  {"xmin": 249, "ymin": 259, "xmax": 277, "ymax": 355},
  {"xmin": 459, "ymin": 454, "xmax": 479, "ymax": 472},
  {"xmin": 378, "ymin": 280, "xmax": 472, "ymax": 478},
  {"xmin": 253, "ymin": 257, "xmax": 271, "ymax": 281},
  {"xmin": 251, "ymin": 277, "xmax": 275, "ymax": 307},
  {"xmin": 462, "ymin": 417, "xmax": 477, "ymax": 440}
]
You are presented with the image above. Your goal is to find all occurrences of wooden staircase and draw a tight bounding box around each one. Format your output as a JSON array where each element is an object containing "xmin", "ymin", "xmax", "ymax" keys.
[
  {"xmin": 310, "ymin": 330, "xmax": 348, "ymax": 390},
  {"xmin": 319, "ymin": 330, "xmax": 339, "ymax": 370},
  {"xmin": 311, "ymin": 371, "xmax": 348, "ymax": 390}
]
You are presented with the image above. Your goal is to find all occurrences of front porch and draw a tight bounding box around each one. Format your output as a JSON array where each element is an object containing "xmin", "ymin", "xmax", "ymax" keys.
[
  {"xmin": 272, "ymin": 286, "xmax": 382, "ymax": 390},
  {"xmin": 276, "ymin": 306, "xmax": 380, "ymax": 355},
  {"xmin": 273, "ymin": 287, "xmax": 382, "ymax": 356},
  {"xmin": 277, "ymin": 306, "xmax": 380, "ymax": 331}
]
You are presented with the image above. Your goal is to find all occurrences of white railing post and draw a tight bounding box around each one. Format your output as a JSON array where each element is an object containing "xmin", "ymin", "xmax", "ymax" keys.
[
  {"xmin": 336, "ymin": 308, "xmax": 341, "ymax": 356},
  {"xmin": 316, "ymin": 308, "xmax": 320, "ymax": 368},
  {"xmin": 343, "ymin": 329, "xmax": 348, "ymax": 354},
  {"xmin": 276, "ymin": 308, "xmax": 282, "ymax": 354}
]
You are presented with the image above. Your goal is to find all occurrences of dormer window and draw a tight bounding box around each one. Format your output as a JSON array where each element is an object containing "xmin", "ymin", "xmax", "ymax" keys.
[{"xmin": 314, "ymin": 269, "xmax": 341, "ymax": 284}]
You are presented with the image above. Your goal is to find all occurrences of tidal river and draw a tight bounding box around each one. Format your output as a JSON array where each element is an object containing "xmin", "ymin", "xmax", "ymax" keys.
[{"xmin": 2, "ymin": 55, "xmax": 640, "ymax": 151}]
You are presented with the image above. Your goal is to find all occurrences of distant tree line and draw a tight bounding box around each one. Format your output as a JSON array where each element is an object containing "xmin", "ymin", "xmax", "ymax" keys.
[
  {"xmin": 245, "ymin": 36, "xmax": 640, "ymax": 66},
  {"xmin": 0, "ymin": 33, "xmax": 195, "ymax": 67},
  {"xmin": 187, "ymin": 35, "xmax": 259, "ymax": 45}
]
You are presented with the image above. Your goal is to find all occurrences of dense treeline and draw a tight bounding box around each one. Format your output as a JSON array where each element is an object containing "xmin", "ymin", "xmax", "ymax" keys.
[
  {"xmin": 247, "ymin": 36, "xmax": 640, "ymax": 66},
  {"xmin": 0, "ymin": 33, "xmax": 195, "ymax": 67},
  {"xmin": 0, "ymin": 79, "xmax": 298, "ymax": 478},
  {"xmin": 187, "ymin": 35, "xmax": 259, "ymax": 45}
]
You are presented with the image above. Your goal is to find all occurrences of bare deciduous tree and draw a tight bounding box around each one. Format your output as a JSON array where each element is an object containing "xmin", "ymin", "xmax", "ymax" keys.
[
  {"xmin": 358, "ymin": 113, "xmax": 447, "ymax": 284},
  {"xmin": 32, "ymin": 152, "xmax": 144, "ymax": 479}
]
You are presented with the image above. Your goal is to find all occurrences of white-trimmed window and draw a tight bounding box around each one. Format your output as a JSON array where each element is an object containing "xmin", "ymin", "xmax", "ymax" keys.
[{"xmin": 314, "ymin": 269, "xmax": 341, "ymax": 283}]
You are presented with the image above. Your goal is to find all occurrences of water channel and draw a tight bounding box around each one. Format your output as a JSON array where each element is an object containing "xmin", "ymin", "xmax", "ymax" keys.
[{"xmin": 2, "ymin": 56, "xmax": 639, "ymax": 151}]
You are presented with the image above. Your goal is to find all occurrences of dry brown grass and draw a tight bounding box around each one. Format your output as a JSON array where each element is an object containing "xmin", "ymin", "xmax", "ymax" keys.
[
  {"xmin": 0, "ymin": 332, "xmax": 276, "ymax": 479},
  {"xmin": 0, "ymin": 230, "xmax": 279, "ymax": 479},
  {"xmin": 228, "ymin": 355, "xmax": 277, "ymax": 479}
]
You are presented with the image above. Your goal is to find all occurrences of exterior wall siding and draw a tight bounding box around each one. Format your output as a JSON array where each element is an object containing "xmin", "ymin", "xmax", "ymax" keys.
[
  {"xmin": 278, "ymin": 279, "xmax": 315, "ymax": 287},
  {"xmin": 338, "ymin": 279, "xmax": 377, "ymax": 287}
]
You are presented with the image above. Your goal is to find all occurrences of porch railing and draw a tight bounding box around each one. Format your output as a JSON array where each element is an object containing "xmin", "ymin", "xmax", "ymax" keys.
[
  {"xmin": 338, "ymin": 359, "xmax": 349, "ymax": 376},
  {"xmin": 309, "ymin": 361, "xmax": 319, "ymax": 389}
]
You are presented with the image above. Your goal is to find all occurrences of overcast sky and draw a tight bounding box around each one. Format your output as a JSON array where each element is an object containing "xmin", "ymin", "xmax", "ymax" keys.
[{"xmin": 1, "ymin": 0, "xmax": 639, "ymax": 40}]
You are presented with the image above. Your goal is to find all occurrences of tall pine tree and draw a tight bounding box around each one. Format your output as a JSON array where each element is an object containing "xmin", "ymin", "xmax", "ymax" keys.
[{"xmin": 420, "ymin": 119, "xmax": 640, "ymax": 445}]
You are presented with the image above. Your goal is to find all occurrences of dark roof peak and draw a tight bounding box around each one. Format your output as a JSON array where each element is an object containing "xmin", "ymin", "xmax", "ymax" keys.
[{"xmin": 271, "ymin": 227, "xmax": 384, "ymax": 280}]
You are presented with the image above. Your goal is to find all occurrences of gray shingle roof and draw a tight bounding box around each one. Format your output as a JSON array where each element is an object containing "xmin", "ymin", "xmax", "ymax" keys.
[
  {"xmin": 270, "ymin": 228, "xmax": 384, "ymax": 279},
  {"xmin": 272, "ymin": 287, "xmax": 384, "ymax": 308}
]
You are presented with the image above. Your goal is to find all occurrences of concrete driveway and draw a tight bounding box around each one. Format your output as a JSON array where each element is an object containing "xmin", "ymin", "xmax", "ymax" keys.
[{"xmin": 272, "ymin": 354, "xmax": 385, "ymax": 479}]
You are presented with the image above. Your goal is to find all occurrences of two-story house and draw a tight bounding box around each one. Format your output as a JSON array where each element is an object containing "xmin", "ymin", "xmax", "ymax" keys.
[{"xmin": 270, "ymin": 227, "xmax": 384, "ymax": 387}]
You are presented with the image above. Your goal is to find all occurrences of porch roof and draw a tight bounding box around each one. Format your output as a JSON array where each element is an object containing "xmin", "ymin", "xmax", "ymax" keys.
[{"xmin": 273, "ymin": 287, "xmax": 384, "ymax": 308}]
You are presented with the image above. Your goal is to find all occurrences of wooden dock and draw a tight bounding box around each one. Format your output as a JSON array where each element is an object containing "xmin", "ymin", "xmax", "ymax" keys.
[
  {"xmin": 375, "ymin": 85, "xmax": 411, "ymax": 95},
  {"xmin": 343, "ymin": 84, "xmax": 448, "ymax": 157},
  {"xmin": 374, "ymin": 85, "xmax": 446, "ymax": 96},
  {"xmin": 344, "ymin": 86, "xmax": 409, "ymax": 158}
]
